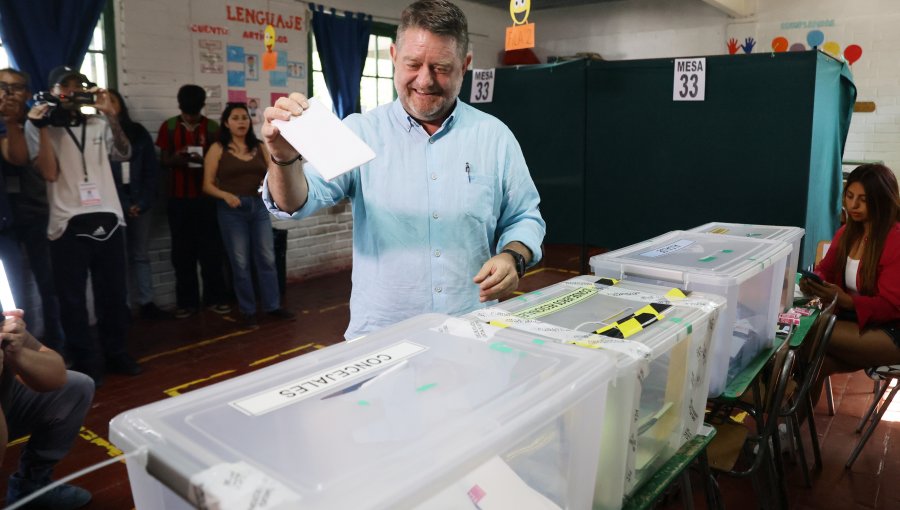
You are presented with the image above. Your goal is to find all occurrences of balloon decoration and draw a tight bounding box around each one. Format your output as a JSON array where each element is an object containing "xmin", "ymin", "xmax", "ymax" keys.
[
  {"xmin": 822, "ymin": 41, "xmax": 841, "ymax": 57},
  {"xmin": 789, "ymin": 43, "xmax": 806, "ymax": 52},
  {"xmin": 771, "ymin": 37, "xmax": 788, "ymax": 52},
  {"xmin": 806, "ymin": 30, "xmax": 825, "ymax": 48},
  {"xmin": 844, "ymin": 44, "xmax": 863, "ymax": 65}
]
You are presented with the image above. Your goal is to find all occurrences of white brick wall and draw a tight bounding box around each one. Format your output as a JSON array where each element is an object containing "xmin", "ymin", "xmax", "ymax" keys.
[{"xmin": 112, "ymin": 0, "xmax": 508, "ymax": 308}]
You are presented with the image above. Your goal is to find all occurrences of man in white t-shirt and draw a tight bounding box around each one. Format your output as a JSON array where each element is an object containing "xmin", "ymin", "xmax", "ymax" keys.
[{"xmin": 26, "ymin": 66, "xmax": 141, "ymax": 385}]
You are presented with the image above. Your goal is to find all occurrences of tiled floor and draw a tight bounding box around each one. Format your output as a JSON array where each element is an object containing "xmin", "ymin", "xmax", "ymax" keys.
[{"xmin": 1, "ymin": 244, "xmax": 897, "ymax": 509}]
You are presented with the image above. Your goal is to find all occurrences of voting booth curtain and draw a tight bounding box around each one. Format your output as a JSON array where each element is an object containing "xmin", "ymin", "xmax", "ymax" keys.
[
  {"xmin": 309, "ymin": 4, "xmax": 372, "ymax": 119},
  {"xmin": 464, "ymin": 51, "xmax": 854, "ymax": 270},
  {"xmin": 0, "ymin": 0, "xmax": 106, "ymax": 92}
]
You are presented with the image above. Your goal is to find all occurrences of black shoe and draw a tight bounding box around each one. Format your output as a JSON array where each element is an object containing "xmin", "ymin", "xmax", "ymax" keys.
[
  {"xmin": 107, "ymin": 354, "xmax": 143, "ymax": 376},
  {"xmin": 266, "ymin": 308, "xmax": 296, "ymax": 320},
  {"xmin": 174, "ymin": 307, "xmax": 197, "ymax": 319},
  {"xmin": 241, "ymin": 313, "xmax": 258, "ymax": 329},
  {"xmin": 7, "ymin": 474, "xmax": 91, "ymax": 510},
  {"xmin": 208, "ymin": 303, "xmax": 232, "ymax": 314},
  {"xmin": 141, "ymin": 302, "xmax": 169, "ymax": 320}
]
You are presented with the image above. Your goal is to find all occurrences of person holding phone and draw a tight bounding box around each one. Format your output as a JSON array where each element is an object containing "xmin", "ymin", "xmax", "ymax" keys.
[{"xmin": 802, "ymin": 164, "xmax": 900, "ymax": 405}]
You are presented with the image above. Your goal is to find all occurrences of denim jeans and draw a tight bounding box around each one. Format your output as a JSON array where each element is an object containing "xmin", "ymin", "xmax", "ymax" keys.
[
  {"xmin": 14, "ymin": 216, "xmax": 65, "ymax": 349},
  {"xmin": 126, "ymin": 210, "xmax": 154, "ymax": 306},
  {"xmin": 217, "ymin": 196, "xmax": 280, "ymax": 314}
]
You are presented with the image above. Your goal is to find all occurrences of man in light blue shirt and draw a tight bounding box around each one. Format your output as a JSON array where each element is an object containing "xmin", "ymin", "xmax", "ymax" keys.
[{"xmin": 262, "ymin": 0, "xmax": 545, "ymax": 339}]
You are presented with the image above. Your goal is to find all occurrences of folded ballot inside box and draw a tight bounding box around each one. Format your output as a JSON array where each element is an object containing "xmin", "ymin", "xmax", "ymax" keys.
[
  {"xmin": 591, "ymin": 231, "xmax": 791, "ymax": 398},
  {"xmin": 110, "ymin": 313, "xmax": 616, "ymax": 510},
  {"xmin": 466, "ymin": 275, "xmax": 723, "ymax": 509}
]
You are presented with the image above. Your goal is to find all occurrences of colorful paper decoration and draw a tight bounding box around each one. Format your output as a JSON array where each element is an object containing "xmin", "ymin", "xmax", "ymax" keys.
[
  {"xmin": 771, "ymin": 37, "xmax": 788, "ymax": 53},
  {"xmin": 807, "ymin": 30, "xmax": 824, "ymax": 48},
  {"xmin": 822, "ymin": 41, "xmax": 841, "ymax": 57},
  {"xmin": 844, "ymin": 44, "xmax": 863, "ymax": 65}
]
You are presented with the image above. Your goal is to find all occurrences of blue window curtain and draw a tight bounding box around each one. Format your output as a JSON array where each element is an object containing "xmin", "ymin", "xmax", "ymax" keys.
[
  {"xmin": 0, "ymin": 0, "xmax": 106, "ymax": 92},
  {"xmin": 310, "ymin": 3, "xmax": 372, "ymax": 119}
]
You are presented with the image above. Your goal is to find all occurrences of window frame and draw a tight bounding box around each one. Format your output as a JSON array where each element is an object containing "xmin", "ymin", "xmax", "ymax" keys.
[{"xmin": 307, "ymin": 20, "xmax": 397, "ymax": 112}]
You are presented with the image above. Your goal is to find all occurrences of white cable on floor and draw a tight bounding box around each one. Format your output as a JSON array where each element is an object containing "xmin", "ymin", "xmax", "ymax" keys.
[{"xmin": 4, "ymin": 446, "xmax": 148, "ymax": 510}]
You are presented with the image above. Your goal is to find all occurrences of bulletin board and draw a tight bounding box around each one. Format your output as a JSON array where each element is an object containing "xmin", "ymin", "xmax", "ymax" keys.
[{"xmin": 187, "ymin": 0, "xmax": 308, "ymax": 126}]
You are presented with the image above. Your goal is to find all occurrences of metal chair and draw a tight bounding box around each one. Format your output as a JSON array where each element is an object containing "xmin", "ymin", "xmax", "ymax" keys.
[
  {"xmin": 780, "ymin": 307, "xmax": 836, "ymax": 486},
  {"xmin": 846, "ymin": 365, "xmax": 900, "ymax": 468},
  {"xmin": 707, "ymin": 340, "xmax": 797, "ymax": 510}
]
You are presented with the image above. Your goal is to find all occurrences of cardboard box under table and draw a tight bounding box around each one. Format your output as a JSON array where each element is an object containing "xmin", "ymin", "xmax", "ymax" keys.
[
  {"xmin": 110, "ymin": 313, "xmax": 617, "ymax": 510},
  {"xmin": 467, "ymin": 276, "xmax": 723, "ymax": 510},
  {"xmin": 590, "ymin": 231, "xmax": 792, "ymax": 398}
]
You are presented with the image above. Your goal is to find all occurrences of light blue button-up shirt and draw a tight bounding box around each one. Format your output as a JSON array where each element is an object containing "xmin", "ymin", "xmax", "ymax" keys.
[{"xmin": 263, "ymin": 99, "xmax": 545, "ymax": 339}]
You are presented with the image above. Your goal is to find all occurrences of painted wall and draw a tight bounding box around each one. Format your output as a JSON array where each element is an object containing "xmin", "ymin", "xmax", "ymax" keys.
[
  {"xmin": 534, "ymin": 0, "xmax": 900, "ymax": 179},
  {"xmin": 111, "ymin": 0, "xmax": 509, "ymax": 309}
]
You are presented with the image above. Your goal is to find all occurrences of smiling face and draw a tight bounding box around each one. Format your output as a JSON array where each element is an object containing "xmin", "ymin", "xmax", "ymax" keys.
[
  {"xmin": 391, "ymin": 27, "xmax": 471, "ymax": 129},
  {"xmin": 510, "ymin": 0, "xmax": 531, "ymax": 25},
  {"xmin": 264, "ymin": 25, "xmax": 276, "ymax": 51}
]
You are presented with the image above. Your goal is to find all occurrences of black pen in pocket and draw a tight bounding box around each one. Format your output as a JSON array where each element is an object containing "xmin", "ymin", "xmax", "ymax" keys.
[{"xmin": 465, "ymin": 162, "xmax": 471, "ymax": 183}]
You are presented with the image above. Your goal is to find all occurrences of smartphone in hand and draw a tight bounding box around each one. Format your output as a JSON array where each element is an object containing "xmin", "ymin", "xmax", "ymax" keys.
[{"xmin": 799, "ymin": 268, "xmax": 825, "ymax": 286}]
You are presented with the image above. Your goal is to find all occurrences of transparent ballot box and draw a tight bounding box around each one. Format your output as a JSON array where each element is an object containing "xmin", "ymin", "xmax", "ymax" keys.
[
  {"xmin": 110, "ymin": 313, "xmax": 617, "ymax": 510},
  {"xmin": 590, "ymin": 231, "xmax": 792, "ymax": 397},
  {"xmin": 687, "ymin": 221, "xmax": 805, "ymax": 312},
  {"xmin": 466, "ymin": 276, "xmax": 723, "ymax": 510}
]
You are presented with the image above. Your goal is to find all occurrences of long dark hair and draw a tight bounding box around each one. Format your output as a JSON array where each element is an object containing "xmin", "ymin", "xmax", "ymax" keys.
[
  {"xmin": 218, "ymin": 102, "xmax": 261, "ymax": 152},
  {"xmin": 833, "ymin": 163, "xmax": 900, "ymax": 295},
  {"xmin": 108, "ymin": 89, "xmax": 140, "ymax": 141}
]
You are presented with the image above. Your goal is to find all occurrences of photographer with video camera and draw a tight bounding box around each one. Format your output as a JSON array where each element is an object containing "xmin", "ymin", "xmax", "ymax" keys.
[{"xmin": 25, "ymin": 66, "xmax": 141, "ymax": 385}]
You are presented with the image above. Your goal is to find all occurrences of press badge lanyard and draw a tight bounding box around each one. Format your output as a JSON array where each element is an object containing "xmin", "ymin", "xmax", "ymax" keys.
[{"xmin": 64, "ymin": 122, "xmax": 88, "ymax": 182}]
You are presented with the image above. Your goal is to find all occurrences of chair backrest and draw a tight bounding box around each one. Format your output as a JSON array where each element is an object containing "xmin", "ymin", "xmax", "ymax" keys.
[
  {"xmin": 782, "ymin": 294, "xmax": 838, "ymax": 415},
  {"xmin": 762, "ymin": 341, "xmax": 797, "ymax": 440}
]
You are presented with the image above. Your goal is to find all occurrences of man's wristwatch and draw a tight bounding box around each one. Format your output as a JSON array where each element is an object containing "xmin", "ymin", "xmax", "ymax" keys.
[{"xmin": 501, "ymin": 249, "xmax": 526, "ymax": 278}]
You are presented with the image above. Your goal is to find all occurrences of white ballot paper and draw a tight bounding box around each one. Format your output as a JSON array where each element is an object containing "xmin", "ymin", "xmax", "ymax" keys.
[
  {"xmin": 0, "ymin": 260, "xmax": 15, "ymax": 312},
  {"xmin": 271, "ymin": 97, "xmax": 376, "ymax": 181}
]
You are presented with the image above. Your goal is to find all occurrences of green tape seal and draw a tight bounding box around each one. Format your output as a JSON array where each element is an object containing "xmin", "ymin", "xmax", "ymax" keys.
[
  {"xmin": 416, "ymin": 383, "xmax": 438, "ymax": 393},
  {"xmin": 357, "ymin": 400, "xmax": 370, "ymax": 406},
  {"xmin": 698, "ymin": 256, "xmax": 716, "ymax": 262},
  {"xmin": 532, "ymin": 339, "xmax": 546, "ymax": 345},
  {"xmin": 490, "ymin": 342, "xmax": 514, "ymax": 353},
  {"xmin": 721, "ymin": 249, "xmax": 733, "ymax": 253}
]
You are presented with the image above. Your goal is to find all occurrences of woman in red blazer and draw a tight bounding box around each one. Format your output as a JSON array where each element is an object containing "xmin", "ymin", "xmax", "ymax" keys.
[{"xmin": 800, "ymin": 164, "xmax": 900, "ymax": 405}]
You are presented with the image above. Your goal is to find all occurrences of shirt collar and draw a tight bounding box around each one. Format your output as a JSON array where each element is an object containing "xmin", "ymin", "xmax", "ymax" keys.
[{"xmin": 390, "ymin": 99, "xmax": 462, "ymax": 137}]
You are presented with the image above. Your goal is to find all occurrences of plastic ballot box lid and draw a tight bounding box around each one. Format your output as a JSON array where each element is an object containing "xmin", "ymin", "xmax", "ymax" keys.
[
  {"xmin": 590, "ymin": 230, "xmax": 793, "ymax": 287},
  {"xmin": 110, "ymin": 313, "xmax": 617, "ymax": 510}
]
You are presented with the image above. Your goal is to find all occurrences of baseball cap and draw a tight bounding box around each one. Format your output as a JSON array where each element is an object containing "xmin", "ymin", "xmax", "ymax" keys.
[{"xmin": 47, "ymin": 66, "xmax": 92, "ymax": 87}]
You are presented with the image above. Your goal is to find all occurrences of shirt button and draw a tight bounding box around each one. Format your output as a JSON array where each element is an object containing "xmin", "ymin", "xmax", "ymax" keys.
[
  {"xmin": 432, "ymin": 212, "xmax": 439, "ymax": 219},
  {"xmin": 434, "ymin": 249, "xmax": 441, "ymax": 257},
  {"xmin": 429, "ymin": 138, "xmax": 435, "ymax": 144},
  {"xmin": 435, "ymin": 286, "xmax": 442, "ymax": 293},
  {"xmin": 431, "ymin": 173, "xmax": 437, "ymax": 180}
]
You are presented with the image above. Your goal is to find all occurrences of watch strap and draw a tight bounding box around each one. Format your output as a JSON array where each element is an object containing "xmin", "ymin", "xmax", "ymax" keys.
[{"xmin": 501, "ymin": 249, "xmax": 526, "ymax": 278}]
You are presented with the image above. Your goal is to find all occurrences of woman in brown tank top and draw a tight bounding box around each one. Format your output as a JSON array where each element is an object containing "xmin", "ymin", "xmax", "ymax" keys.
[{"xmin": 203, "ymin": 103, "xmax": 294, "ymax": 328}]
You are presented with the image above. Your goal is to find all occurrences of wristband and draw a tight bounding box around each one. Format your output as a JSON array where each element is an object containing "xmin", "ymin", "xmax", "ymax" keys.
[{"xmin": 270, "ymin": 153, "xmax": 302, "ymax": 167}]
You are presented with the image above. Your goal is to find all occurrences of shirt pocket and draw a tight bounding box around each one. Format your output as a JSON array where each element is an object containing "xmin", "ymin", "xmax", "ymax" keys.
[{"xmin": 465, "ymin": 176, "xmax": 495, "ymax": 224}]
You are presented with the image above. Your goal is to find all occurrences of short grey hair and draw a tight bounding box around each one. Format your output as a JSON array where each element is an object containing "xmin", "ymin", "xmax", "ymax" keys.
[{"xmin": 397, "ymin": 0, "xmax": 469, "ymax": 60}]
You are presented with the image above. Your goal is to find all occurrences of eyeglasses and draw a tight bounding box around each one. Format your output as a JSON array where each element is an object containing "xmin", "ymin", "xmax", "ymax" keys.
[{"xmin": 0, "ymin": 82, "xmax": 27, "ymax": 93}]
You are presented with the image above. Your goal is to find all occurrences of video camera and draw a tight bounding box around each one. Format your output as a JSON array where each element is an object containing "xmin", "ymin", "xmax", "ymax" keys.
[{"xmin": 33, "ymin": 89, "xmax": 96, "ymax": 108}]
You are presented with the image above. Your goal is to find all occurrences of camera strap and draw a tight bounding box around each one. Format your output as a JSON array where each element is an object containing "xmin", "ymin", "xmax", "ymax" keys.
[{"xmin": 64, "ymin": 122, "xmax": 88, "ymax": 182}]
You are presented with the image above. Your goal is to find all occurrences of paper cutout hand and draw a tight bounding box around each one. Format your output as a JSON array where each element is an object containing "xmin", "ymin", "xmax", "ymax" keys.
[
  {"xmin": 727, "ymin": 38, "xmax": 739, "ymax": 55},
  {"xmin": 741, "ymin": 37, "xmax": 756, "ymax": 54}
]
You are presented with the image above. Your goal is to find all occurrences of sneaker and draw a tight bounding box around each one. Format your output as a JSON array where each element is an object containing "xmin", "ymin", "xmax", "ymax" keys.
[
  {"xmin": 7, "ymin": 474, "xmax": 92, "ymax": 509},
  {"xmin": 174, "ymin": 307, "xmax": 197, "ymax": 319},
  {"xmin": 241, "ymin": 313, "xmax": 258, "ymax": 329},
  {"xmin": 266, "ymin": 308, "xmax": 296, "ymax": 320},
  {"xmin": 106, "ymin": 354, "xmax": 143, "ymax": 376},
  {"xmin": 208, "ymin": 303, "xmax": 232, "ymax": 314},
  {"xmin": 140, "ymin": 302, "xmax": 169, "ymax": 320}
]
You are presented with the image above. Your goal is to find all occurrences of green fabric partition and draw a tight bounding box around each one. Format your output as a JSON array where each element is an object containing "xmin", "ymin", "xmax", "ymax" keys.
[
  {"xmin": 462, "ymin": 60, "xmax": 587, "ymax": 245},
  {"xmin": 585, "ymin": 51, "xmax": 852, "ymax": 261},
  {"xmin": 458, "ymin": 51, "xmax": 853, "ymax": 268},
  {"xmin": 806, "ymin": 52, "xmax": 857, "ymax": 268}
]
